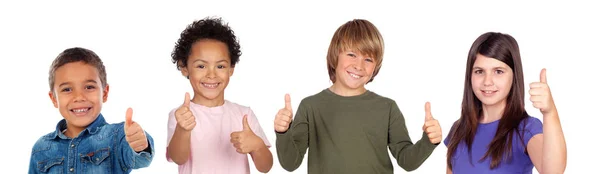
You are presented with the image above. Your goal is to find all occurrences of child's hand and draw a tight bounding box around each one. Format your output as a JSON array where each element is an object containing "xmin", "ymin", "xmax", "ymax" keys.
[
  {"xmin": 230, "ymin": 115, "xmax": 265, "ymax": 154},
  {"xmin": 274, "ymin": 94, "xmax": 293, "ymax": 133},
  {"xmin": 125, "ymin": 108, "xmax": 149, "ymax": 152},
  {"xmin": 529, "ymin": 68, "xmax": 556, "ymax": 115},
  {"xmin": 422, "ymin": 102, "xmax": 442, "ymax": 144},
  {"xmin": 175, "ymin": 92, "xmax": 196, "ymax": 131}
]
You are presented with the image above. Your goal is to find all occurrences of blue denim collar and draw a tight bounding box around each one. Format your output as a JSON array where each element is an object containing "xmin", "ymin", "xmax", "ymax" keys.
[{"xmin": 46, "ymin": 114, "xmax": 107, "ymax": 139}]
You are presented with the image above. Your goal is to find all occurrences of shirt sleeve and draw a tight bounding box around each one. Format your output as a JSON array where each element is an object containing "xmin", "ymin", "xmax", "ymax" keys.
[
  {"xmin": 522, "ymin": 116, "xmax": 543, "ymax": 146},
  {"xmin": 444, "ymin": 121, "xmax": 458, "ymax": 147},
  {"xmin": 387, "ymin": 100, "xmax": 438, "ymax": 172},
  {"xmin": 444, "ymin": 134, "xmax": 450, "ymax": 146},
  {"xmin": 166, "ymin": 108, "xmax": 178, "ymax": 162},
  {"xmin": 275, "ymin": 99, "xmax": 310, "ymax": 172},
  {"xmin": 28, "ymin": 143, "xmax": 39, "ymax": 174},
  {"xmin": 118, "ymin": 123, "xmax": 154, "ymax": 170},
  {"xmin": 246, "ymin": 108, "xmax": 271, "ymax": 148}
]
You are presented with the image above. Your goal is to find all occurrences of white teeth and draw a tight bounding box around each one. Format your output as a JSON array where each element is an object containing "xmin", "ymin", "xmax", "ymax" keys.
[
  {"xmin": 483, "ymin": 91, "xmax": 495, "ymax": 94},
  {"xmin": 73, "ymin": 108, "xmax": 88, "ymax": 113},
  {"xmin": 202, "ymin": 83, "xmax": 218, "ymax": 88},
  {"xmin": 348, "ymin": 72, "xmax": 361, "ymax": 79}
]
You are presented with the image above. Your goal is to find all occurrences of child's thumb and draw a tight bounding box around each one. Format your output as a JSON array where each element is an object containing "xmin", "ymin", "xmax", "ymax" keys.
[
  {"xmin": 183, "ymin": 92, "xmax": 191, "ymax": 107},
  {"xmin": 540, "ymin": 68, "xmax": 547, "ymax": 83},
  {"xmin": 125, "ymin": 107, "xmax": 133, "ymax": 127},
  {"xmin": 242, "ymin": 115, "xmax": 251, "ymax": 131},
  {"xmin": 425, "ymin": 102, "xmax": 433, "ymax": 121},
  {"xmin": 284, "ymin": 94, "xmax": 292, "ymax": 110}
]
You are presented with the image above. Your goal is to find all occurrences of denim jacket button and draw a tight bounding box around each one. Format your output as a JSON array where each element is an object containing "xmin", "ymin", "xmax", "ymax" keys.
[
  {"xmin": 71, "ymin": 144, "xmax": 75, "ymax": 148},
  {"xmin": 69, "ymin": 168, "xmax": 74, "ymax": 172}
]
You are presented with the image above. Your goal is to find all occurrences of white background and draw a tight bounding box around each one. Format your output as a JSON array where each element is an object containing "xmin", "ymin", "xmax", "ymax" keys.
[{"xmin": 1, "ymin": 1, "xmax": 598, "ymax": 173}]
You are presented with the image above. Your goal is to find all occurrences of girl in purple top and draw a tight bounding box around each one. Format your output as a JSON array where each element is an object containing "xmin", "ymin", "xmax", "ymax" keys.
[{"xmin": 444, "ymin": 32, "xmax": 567, "ymax": 174}]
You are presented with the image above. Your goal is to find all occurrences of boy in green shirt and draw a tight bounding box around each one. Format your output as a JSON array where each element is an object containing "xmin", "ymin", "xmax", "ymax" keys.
[{"xmin": 274, "ymin": 19, "xmax": 442, "ymax": 174}]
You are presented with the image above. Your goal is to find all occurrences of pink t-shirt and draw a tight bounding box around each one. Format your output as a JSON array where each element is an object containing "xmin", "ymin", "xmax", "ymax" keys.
[{"xmin": 166, "ymin": 100, "xmax": 271, "ymax": 174}]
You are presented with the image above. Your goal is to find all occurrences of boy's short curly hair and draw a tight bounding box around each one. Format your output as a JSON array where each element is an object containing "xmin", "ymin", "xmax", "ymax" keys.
[{"xmin": 171, "ymin": 16, "xmax": 241, "ymax": 70}]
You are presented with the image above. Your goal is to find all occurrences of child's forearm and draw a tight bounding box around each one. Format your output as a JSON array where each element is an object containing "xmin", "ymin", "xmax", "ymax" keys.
[
  {"xmin": 276, "ymin": 126, "xmax": 309, "ymax": 171},
  {"xmin": 120, "ymin": 131, "xmax": 154, "ymax": 169},
  {"xmin": 389, "ymin": 132, "xmax": 437, "ymax": 171},
  {"xmin": 542, "ymin": 109, "xmax": 567, "ymax": 173},
  {"xmin": 167, "ymin": 126, "xmax": 192, "ymax": 165},
  {"xmin": 250, "ymin": 145, "xmax": 273, "ymax": 173}
]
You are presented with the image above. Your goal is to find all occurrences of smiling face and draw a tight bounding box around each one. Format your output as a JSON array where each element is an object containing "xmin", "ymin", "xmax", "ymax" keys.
[
  {"xmin": 332, "ymin": 50, "xmax": 376, "ymax": 94},
  {"xmin": 181, "ymin": 39, "xmax": 234, "ymax": 105},
  {"xmin": 49, "ymin": 61, "xmax": 109, "ymax": 135},
  {"xmin": 327, "ymin": 19, "xmax": 384, "ymax": 89},
  {"xmin": 471, "ymin": 54, "xmax": 513, "ymax": 108}
]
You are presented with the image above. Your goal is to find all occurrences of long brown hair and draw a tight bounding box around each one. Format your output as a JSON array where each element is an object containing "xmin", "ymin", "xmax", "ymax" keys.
[{"xmin": 447, "ymin": 32, "xmax": 529, "ymax": 169}]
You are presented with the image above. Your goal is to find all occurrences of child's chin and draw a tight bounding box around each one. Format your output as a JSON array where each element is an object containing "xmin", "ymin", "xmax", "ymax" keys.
[
  {"xmin": 198, "ymin": 91, "xmax": 222, "ymax": 99},
  {"xmin": 343, "ymin": 83, "xmax": 365, "ymax": 90},
  {"xmin": 203, "ymin": 95, "xmax": 221, "ymax": 101},
  {"xmin": 480, "ymin": 99, "xmax": 502, "ymax": 106},
  {"xmin": 67, "ymin": 119, "xmax": 95, "ymax": 128}
]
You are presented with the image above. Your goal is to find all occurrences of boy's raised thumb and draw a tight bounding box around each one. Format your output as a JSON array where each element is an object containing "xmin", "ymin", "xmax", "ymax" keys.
[
  {"xmin": 285, "ymin": 94, "xmax": 292, "ymax": 110},
  {"xmin": 425, "ymin": 102, "xmax": 433, "ymax": 121},
  {"xmin": 125, "ymin": 107, "xmax": 133, "ymax": 127},
  {"xmin": 183, "ymin": 92, "xmax": 191, "ymax": 107},
  {"xmin": 242, "ymin": 115, "xmax": 251, "ymax": 131},
  {"xmin": 540, "ymin": 68, "xmax": 547, "ymax": 83}
]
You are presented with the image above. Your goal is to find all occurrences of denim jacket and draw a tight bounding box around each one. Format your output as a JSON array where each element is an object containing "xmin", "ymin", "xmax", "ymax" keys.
[{"xmin": 28, "ymin": 114, "xmax": 154, "ymax": 174}]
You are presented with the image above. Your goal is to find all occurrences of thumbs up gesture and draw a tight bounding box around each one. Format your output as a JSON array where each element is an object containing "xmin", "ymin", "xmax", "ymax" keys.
[
  {"xmin": 125, "ymin": 108, "xmax": 149, "ymax": 152},
  {"xmin": 175, "ymin": 92, "xmax": 196, "ymax": 131},
  {"xmin": 274, "ymin": 94, "xmax": 293, "ymax": 133},
  {"xmin": 230, "ymin": 115, "xmax": 265, "ymax": 154},
  {"xmin": 422, "ymin": 102, "xmax": 442, "ymax": 144},
  {"xmin": 529, "ymin": 68, "xmax": 556, "ymax": 115}
]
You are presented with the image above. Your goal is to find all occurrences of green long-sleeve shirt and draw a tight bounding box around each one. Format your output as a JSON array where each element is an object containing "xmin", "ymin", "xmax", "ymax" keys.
[{"xmin": 276, "ymin": 89, "xmax": 438, "ymax": 174}]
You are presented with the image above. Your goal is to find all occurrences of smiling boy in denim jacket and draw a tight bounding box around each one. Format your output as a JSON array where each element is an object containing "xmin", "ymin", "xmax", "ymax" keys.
[{"xmin": 28, "ymin": 47, "xmax": 154, "ymax": 174}]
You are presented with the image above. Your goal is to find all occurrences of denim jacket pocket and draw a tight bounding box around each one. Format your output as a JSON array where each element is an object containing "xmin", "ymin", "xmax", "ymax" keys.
[
  {"xmin": 81, "ymin": 147, "xmax": 110, "ymax": 165},
  {"xmin": 81, "ymin": 147, "xmax": 111, "ymax": 173},
  {"xmin": 37, "ymin": 157, "xmax": 64, "ymax": 173}
]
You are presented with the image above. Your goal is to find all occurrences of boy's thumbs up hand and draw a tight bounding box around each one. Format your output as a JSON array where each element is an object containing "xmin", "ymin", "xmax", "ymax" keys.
[
  {"xmin": 230, "ymin": 115, "xmax": 265, "ymax": 154},
  {"xmin": 124, "ymin": 108, "xmax": 149, "ymax": 152},
  {"xmin": 529, "ymin": 68, "xmax": 556, "ymax": 115},
  {"xmin": 274, "ymin": 94, "xmax": 293, "ymax": 133},
  {"xmin": 422, "ymin": 102, "xmax": 442, "ymax": 144},
  {"xmin": 175, "ymin": 92, "xmax": 196, "ymax": 131}
]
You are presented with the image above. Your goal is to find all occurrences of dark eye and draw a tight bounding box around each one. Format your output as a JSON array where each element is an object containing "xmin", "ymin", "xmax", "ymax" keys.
[
  {"xmin": 347, "ymin": 53, "xmax": 356, "ymax": 57},
  {"xmin": 495, "ymin": 70, "xmax": 504, "ymax": 74},
  {"xmin": 61, "ymin": 87, "xmax": 71, "ymax": 92},
  {"xmin": 365, "ymin": 58, "xmax": 374, "ymax": 62},
  {"xmin": 197, "ymin": 65, "xmax": 205, "ymax": 69},
  {"xmin": 474, "ymin": 70, "xmax": 483, "ymax": 74},
  {"xmin": 85, "ymin": 85, "xmax": 96, "ymax": 90},
  {"xmin": 217, "ymin": 65, "xmax": 226, "ymax": 69}
]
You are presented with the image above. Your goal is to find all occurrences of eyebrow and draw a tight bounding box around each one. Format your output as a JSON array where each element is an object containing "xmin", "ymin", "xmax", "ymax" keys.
[
  {"xmin": 472, "ymin": 66, "xmax": 507, "ymax": 70},
  {"xmin": 343, "ymin": 50, "xmax": 374, "ymax": 58},
  {"xmin": 192, "ymin": 59, "xmax": 230, "ymax": 63},
  {"xmin": 58, "ymin": 80, "xmax": 98, "ymax": 88}
]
